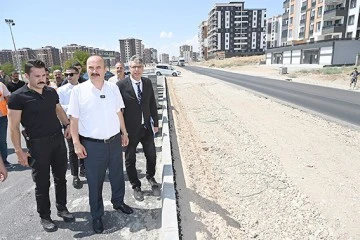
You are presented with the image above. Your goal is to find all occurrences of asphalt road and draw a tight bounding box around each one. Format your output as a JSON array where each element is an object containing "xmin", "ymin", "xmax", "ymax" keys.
[{"xmin": 185, "ymin": 66, "xmax": 360, "ymax": 127}]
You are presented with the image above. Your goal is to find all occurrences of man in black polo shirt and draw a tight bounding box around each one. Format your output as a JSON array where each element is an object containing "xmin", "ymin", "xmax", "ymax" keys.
[
  {"xmin": 6, "ymin": 71, "xmax": 25, "ymax": 93},
  {"xmin": 7, "ymin": 59, "xmax": 75, "ymax": 233}
]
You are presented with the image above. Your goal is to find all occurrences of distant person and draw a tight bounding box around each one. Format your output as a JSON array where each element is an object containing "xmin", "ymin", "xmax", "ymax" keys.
[
  {"xmin": 45, "ymin": 67, "xmax": 58, "ymax": 89},
  {"xmin": 68, "ymin": 55, "xmax": 133, "ymax": 234},
  {"xmin": 0, "ymin": 155, "xmax": 8, "ymax": 182},
  {"xmin": 117, "ymin": 55, "xmax": 160, "ymax": 202},
  {"xmin": 8, "ymin": 59, "xmax": 74, "ymax": 232},
  {"xmin": 53, "ymin": 70, "xmax": 63, "ymax": 87},
  {"xmin": 57, "ymin": 66, "xmax": 85, "ymax": 189},
  {"xmin": 350, "ymin": 67, "xmax": 359, "ymax": 89},
  {"xmin": 0, "ymin": 82, "xmax": 11, "ymax": 167},
  {"xmin": 61, "ymin": 62, "xmax": 87, "ymax": 86},
  {"xmin": 0, "ymin": 70, "xmax": 11, "ymax": 85},
  {"xmin": 6, "ymin": 71, "xmax": 25, "ymax": 93},
  {"xmin": 108, "ymin": 62, "xmax": 125, "ymax": 84}
]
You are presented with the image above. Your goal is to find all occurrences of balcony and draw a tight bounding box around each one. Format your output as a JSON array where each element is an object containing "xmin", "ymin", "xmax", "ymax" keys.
[
  {"xmin": 283, "ymin": 0, "xmax": 290, "ymax": 8},
  {"xmin": 322, "ymin": 23, "xmax": 345, "ymax": 34},
  {"xmin": 301, "ymin": 5, "xmax": 307, "ymax": 12},
  {"xmin": 311, "ymin": 0, "xmax": 316, "ymax": 7},
  {"xmin": 283, "ymin": 11, "xmax": 289, "ymax": 19},
  {"xmin": 325, "ymin": 0, "xmax": 345, "ymax": 5},
  {"xmin": 323, "ymin": 7, "xmax": 346, "ymax": 20},
  {"xmin": 310, "ymin": 15, "xmax": 315, "ymax": 21},
  {"xmin": 300, "ymin": 19, "xmax": 306, "ymax": 25}
]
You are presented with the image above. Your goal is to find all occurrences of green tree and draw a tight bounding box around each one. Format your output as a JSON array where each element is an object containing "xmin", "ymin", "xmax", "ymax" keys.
[
  {"xmin": 0, "ymin": 62, "xmax": 15, "ymax": 75},
  {"xmin": 51, "ymin": 65, "xmax": 62, "ymax": 72},
  {"xmin": 63, "ymin": 51, "xmax": 90, "ymax": 73},
  {"xmin": 63, "ymin": 59, "xmax": 75, "ymax": 71}
]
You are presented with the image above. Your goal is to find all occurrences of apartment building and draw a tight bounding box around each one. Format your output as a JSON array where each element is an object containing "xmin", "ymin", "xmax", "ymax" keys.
[
  {"xmin": 281, "ymin": 0, "xmax": 360, "ymax": 45},
  {"xmin": 61, "ymin": 44, "xmax": 87, "ymax": 62},
  {"xmin": 198, "ymin": 20, "xmax": 208, "ymax": 60},
  {"xmin": 150, "ymin": 48, "xmax": 158, "ymax": 63},
  {"xmin": 267, "ymin": 15, "xmax": 283, "ymax": 48},
  {"xmin": 0, "ymin": 50, "xmax": 14, "ymax": 65},
  {"xmin": 119, "ymin": 38, "xmax": 143, "ymax": 63},
  {"xmin": 143, "ymin": 48, "xmax": 152, "ymax": 64},
  {"xmin": 205, "ymin": 1, "xmax": 266, "ymax": 59},
  {"xmin": 159, "ymin": 53, "xmax": 170, "ymax": 64},
  {"xmin": 34, "ymin": 46, "xmax": 61, "ymax": 67},
  {"xmin": 179, "ymin": 45, "xmax": 193, "ymax": 62},
  {"xmin": 15, "ymin": 48, "xmax": 36, "ymax": 64}
]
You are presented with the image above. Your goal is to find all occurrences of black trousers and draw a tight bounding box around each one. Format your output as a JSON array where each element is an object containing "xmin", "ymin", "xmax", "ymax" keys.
[
  {"xmin": 81, "ymin": 133, "xmax": 125, "ymax": 219},
  {"xmin": 125, "ymin": 127, "xmax": 156, "ymax": 189},
  {"xmin": 30, "ymin": 132, "xmax": 68, "ymax": 219},
  {"xmin": 66, "ymin": 138, "xmax": 84, "ymax": 177}
]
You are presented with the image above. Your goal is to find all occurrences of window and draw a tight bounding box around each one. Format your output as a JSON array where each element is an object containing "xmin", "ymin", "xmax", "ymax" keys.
[
  {"xmin": 349, "ymin": 15, "xmax": 355, "ymax": 25},
  {"xmin": 317, "ymin": 6, "xmax": 323, "ymax": 17},
  {"xmin": 316, "ymin": 22, "xmax": 321, "ymax": 31},
  {"xmin": 290, "ymin": 5, "xmax": 294, "ymax": 14},
  {"xmin": 290, "ymin": 17, "xmax": 293, "ymax": 24},
  {"xmin": 347, "ymin": 32, "xmax": 353, "ymax": 38},
  {"xmin": 289, "ymin": 29, "xmax": 292, "ymax": 38},
  {"xmin": 350, "ymin": 0, "xmax": 357, "ymax": 8}
]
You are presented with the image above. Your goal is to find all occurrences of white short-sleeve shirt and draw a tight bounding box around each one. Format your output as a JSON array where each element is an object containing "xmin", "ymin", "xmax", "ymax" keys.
[{"xmin": 67, "ymin": 80, "xmax": 125, "ymax": 139}]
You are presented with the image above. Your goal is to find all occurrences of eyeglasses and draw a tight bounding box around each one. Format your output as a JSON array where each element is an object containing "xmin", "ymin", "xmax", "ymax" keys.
[{"xmin": 64, "ymin": 73, "xmax": 77, "ymax": 77}]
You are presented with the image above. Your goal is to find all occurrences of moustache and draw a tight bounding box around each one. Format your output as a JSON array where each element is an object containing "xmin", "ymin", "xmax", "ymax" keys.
[
  {"xmin": 91, "ymin": 73, "xmax": 100, "ymax": 77},
  {"xmin": 37, "ymin": 82, "xmax": 46, "ymax": 85}
]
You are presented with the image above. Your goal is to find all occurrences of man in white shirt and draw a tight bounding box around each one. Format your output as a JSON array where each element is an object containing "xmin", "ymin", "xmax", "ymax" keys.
[
  {"xmin": 67, "ymin": 55, "xmax": 133, "ymax": 234},
  {"xmin": 57, "ymin": 66, "xmax": 84, "ymax": 189},
  {"xmin": 108, "ymin": 61, "xmax": 125, "ymax": 84}
]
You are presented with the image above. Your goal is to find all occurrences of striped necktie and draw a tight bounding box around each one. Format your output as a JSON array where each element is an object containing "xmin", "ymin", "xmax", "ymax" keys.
[{"xmin": 136, "ymin": 82, "xmax": 142, "ymax": 104}]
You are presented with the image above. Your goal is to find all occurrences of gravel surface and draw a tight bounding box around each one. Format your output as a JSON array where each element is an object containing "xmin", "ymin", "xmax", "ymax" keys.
[{"xmin": 168, "ymin": 68, "xmax": 360, "ymax": 240}]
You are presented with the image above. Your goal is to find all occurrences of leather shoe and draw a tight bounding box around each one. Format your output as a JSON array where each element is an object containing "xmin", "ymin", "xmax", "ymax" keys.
[
  {"xmin": 148, "ymin": 177, "xmax": 161, "ymax": 196},
  {"xmin": 133, "ymin": 187, "xmax": 144, "ymax": 201},
  {"xmin": 72, "ymin": 176, "xmax": 82, "ymax": 189},
  {"xmin": 113, "ymin": 203, "xmax": 133, "ymax": 214},
  {"xmin": 40, "ymin": 218, "xmax": 58, "ymax": 232},
  {"xmin": 92, "ymin": 218, "xmax": 104, "ymax": 234},
  {"xmin": 57, "ymin": 209, "xmax": 75, "ymax": 222}
]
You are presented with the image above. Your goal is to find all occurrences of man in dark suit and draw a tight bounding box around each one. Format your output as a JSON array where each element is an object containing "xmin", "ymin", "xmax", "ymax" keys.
[{"xmin": 117, "ymin": 55, "xmax": 159, "ymax": 201}]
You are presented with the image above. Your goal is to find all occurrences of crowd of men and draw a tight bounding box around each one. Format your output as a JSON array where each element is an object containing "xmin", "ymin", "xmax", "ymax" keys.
[{"xmin": 0, "ymin": 55, "xmax": 160, "ymax": 234}]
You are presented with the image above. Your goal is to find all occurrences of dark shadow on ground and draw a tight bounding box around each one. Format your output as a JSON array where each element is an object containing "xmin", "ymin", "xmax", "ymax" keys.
[{"xmin": 55, "ymin": 207, "xmax": 161, "ymax": 238}]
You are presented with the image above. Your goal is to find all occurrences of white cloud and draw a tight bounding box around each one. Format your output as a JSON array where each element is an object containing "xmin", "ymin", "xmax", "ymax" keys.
[{"xmin": 160, "ymin": 31, "xmax": 173, "ymax": 38}]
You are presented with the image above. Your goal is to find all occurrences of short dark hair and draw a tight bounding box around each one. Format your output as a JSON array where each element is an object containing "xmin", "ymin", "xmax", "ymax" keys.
[
  {"xmin": 11, "ymin": 70, "xmax": 19, "ymax": 75},
  {"xmin": 45, "ymin": 67, "xmax": 49, "ymax": 72},
  {"xmin": 25, "ymin": 59, "xmax": 46, "ymax": 74},
  {"xmin": 66, "ymin": 66, "xmax": 79, "ymax": 73}
]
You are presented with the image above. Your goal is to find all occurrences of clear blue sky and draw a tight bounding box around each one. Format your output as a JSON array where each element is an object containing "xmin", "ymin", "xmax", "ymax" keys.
[{"xmin": 1, "ymin": 0, "xmax": 283, "ymax": 57}]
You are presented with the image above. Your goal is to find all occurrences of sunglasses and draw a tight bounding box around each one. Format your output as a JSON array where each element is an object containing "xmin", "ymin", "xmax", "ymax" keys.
[{"xmin": 64, "ymin": 73, "xmax": 77, "ymax": 77}]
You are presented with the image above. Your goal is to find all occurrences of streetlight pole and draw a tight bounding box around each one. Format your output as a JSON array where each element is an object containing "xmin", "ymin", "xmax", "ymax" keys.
[{"xmin": 5, "ymin": 19, "xmax": 23, "ymax": 80}]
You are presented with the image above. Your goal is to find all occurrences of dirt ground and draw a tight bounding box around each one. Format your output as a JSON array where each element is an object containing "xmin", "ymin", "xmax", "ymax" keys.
[
  {"xmin": 194, "ymin": 57, "xmax": 360, "ymax": 91},
  {"xmin": 167, "ymin": 67, "xmax": 360, "ymax": 239}
]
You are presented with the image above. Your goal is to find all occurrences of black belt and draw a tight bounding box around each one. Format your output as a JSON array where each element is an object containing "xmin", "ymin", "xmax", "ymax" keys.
[
  {"xmin": 80, "ymin": 132, "xmax": 120, "ymax": 143},
  {"xmin": 30, "ymin": 132, "xmax": 62, "ymax": 142}
]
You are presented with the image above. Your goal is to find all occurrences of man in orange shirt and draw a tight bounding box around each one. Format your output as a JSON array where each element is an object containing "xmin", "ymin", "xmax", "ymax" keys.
[{"xmin": 0, "ymin": 82, "xmax": 11, "ymax": 167}]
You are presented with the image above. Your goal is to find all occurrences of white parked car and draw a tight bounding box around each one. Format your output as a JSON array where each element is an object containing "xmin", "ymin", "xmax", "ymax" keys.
[{"xmin": 155, "ymin": 64, "xmax": 181, "ymax": 76}]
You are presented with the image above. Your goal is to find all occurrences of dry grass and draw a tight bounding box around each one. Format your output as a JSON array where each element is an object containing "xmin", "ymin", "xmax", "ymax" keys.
[{"xmin": 197, "ymin": 55, "xmax": 265, "ymax": 68}]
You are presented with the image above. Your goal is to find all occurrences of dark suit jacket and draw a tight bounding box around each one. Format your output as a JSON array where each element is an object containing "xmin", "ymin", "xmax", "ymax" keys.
[{"xmin": 117, "ymin": 77, "xmax": 158, "ymax": 138}]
